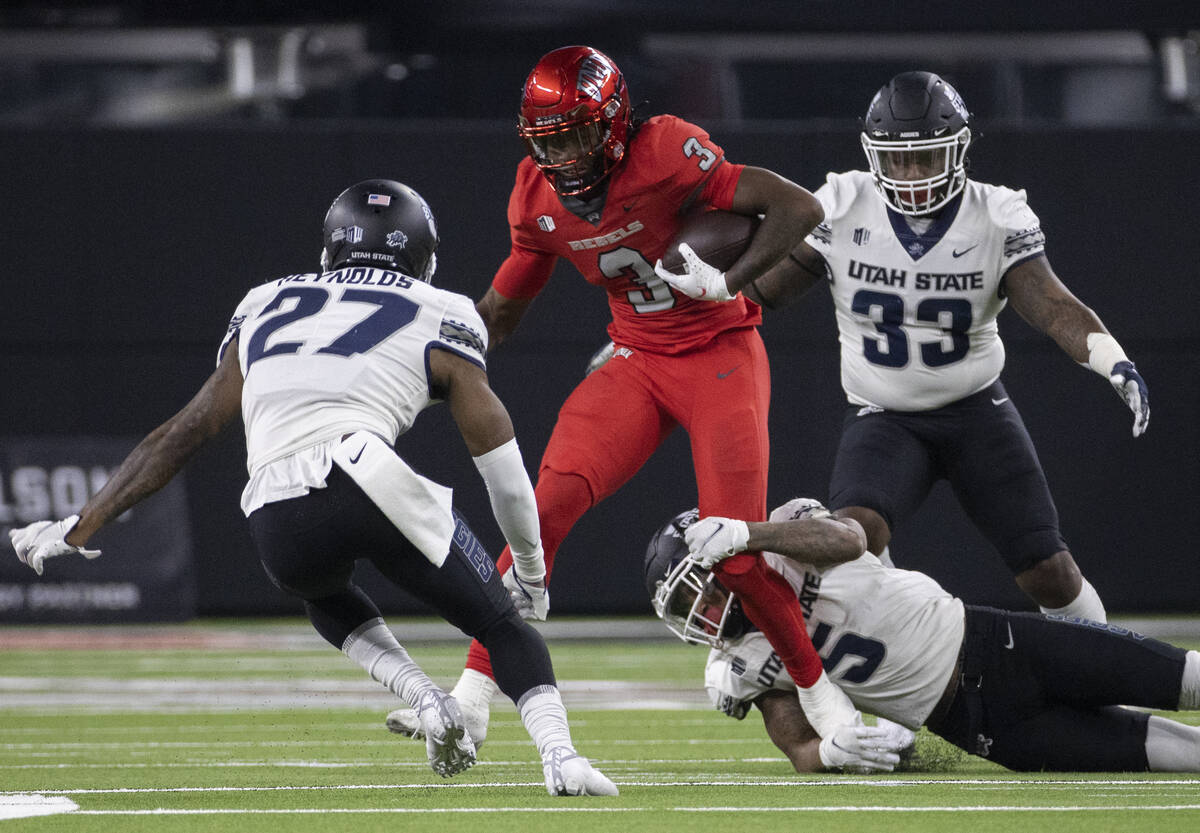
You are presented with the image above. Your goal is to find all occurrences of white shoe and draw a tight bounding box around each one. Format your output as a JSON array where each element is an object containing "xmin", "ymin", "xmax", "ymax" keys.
[
  {"xmin": 386, "ymin": 706, "xmax": 424, "ymax": 738},
  {"xmin": 387, "ymin": 669, "xmax": 493, "ymax": 748},
  {"xmin": 543, "ymin": 747, "xmax": 619, "ymax": 796},
  {"xmin": 416, "ymin": 689, "xmax": 476, "ymax": 778}
]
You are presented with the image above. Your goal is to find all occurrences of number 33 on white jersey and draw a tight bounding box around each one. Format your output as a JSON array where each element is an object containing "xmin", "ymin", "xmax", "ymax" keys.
[{"xmin": 808, "ymin": 170, "xmax": 1046, "ymax": 411}]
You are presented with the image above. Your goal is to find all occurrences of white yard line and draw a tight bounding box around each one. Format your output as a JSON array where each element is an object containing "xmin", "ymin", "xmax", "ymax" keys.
[{"xmin": 7, "ymin": 777, "xmax": 1200, "ymax": 794}]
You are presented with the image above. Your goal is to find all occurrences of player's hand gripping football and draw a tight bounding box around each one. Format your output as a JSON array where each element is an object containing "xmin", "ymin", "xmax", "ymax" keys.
[
  {"xmin": 503, "ymin": 566, "xmax": 549, "ymax": 621},
  {"xmin": 1109, "ymin": 360, "xmax": 1150, "ymax": 437},
  {"xmin": 653, "ymin": 244, "xmax": 735, "ymax": 302},
  {"xmin": 684, "ymin": 516, "xmax": 750, "ymax": 569},
  {"xmin": 8, "ymin": 514, "xmax": 101, "ymax": 576},
  {"xmin": 818, "ymin": 713, "xmax": 904, "ymax": 773}
]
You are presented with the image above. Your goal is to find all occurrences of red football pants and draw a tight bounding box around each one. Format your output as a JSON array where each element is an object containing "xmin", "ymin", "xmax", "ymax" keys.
[{"xmin": 465, "ymin": 327, "xmax": 823, "ymax": 688}]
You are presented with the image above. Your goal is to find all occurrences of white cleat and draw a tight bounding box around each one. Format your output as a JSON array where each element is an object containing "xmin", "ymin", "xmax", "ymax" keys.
[
  {"xmin": 542, "ymin": 747, "xmax": 619, "ymax": 796},
  {"xmin": 416, "ymin": 689, "xmax": 476, "ymax": 778},
  {"xmin": 387, "ymin": 696, "xmax": 489, "ymax": 748},
  {"xmin": 386, "ymin": 706, "xmax": 423, "ymax": 738},
  {"xmin": 388, "ymin": 668, "xmax": 493, "ymax": 749}
]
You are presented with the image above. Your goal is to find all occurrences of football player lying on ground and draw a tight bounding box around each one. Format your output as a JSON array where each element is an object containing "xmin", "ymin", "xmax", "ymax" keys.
[
  {"xmin": 7, "ymin": 179, "xmax": 616, "ymax": 796},
  {"xmin": 646, "ymin": 501, "xmax": 1200, "ymax": 772}
]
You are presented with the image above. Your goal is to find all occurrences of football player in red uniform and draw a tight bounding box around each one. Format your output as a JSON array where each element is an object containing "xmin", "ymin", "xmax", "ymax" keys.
[{"xmin": 386, "ymin": 44, "xmax": 851, "ymax": 748}]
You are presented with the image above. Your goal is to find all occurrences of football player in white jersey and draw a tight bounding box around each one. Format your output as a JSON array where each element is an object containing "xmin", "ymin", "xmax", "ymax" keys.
[
  {"xmin": 7, "ymin": 179, "xmax": 616, "ymax": 797},
  {"xmin": 647, "ymin": 501, "xmax": 1200, "ymax": 773},
  {"xmin": 735, "ymin": 71, "xmax": 1150, "ymax": 622}
]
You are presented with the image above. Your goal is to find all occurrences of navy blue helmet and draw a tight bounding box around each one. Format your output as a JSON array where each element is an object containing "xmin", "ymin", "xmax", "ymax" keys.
[
  {"xmin": 321, "ymin": 179, "xmax": 439, "ymax": 280},
  {"xmin": 861, "ymin": 71, "xmax": 972, "ymax": 216}
]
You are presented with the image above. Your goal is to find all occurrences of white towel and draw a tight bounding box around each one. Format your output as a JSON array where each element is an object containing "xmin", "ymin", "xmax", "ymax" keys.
[{"xmin": 332, "ymin": 431, "xmax": 455, "ymax": 567}]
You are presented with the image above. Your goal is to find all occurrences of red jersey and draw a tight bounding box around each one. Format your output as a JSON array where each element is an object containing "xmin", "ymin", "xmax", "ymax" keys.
[{"xmin": 493, "ymin": 115, "xmax": 762, "ymax": 354}]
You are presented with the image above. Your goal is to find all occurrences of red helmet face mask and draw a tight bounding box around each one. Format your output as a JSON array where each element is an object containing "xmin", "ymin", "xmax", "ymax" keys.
[{"xmin": 518, "ymin": 46, "xmax": 632, "ymax": 197}]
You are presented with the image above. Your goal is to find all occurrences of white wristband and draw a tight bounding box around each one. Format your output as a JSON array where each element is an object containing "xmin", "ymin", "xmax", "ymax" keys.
[
  {"xmin": 795, "ymin": 669, "xmax": 857, "ymax": 739},
  {"xmin": 473, "ymin": 438, "xmax": 544, "ymax": 581},
  {"xmin": 1085, "ymin": 332, "xmax": 1129, "ymax": 377}
]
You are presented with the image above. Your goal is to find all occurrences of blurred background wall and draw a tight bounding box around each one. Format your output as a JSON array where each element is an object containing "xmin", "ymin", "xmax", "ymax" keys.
[{"xmin": 1, "ymin": 0, "xmax": 1198, "ymax": 620}]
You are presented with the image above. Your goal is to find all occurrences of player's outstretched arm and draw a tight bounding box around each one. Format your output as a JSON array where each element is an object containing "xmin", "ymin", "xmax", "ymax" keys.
[
  {"xmin": 723, "ymin": 166, "xmax": 824, "ymax": 296},
  {"xmin": 686, "ymin": 514, "xmax": 866, "ymax": 570},
  {"xmin": 475, "ymin": 287, "xmax": 534, "ymax": 352},
  {"xmin": 71, "ymin": 338, "xmax": 245, "ymax": 546},
  {"xmin": 1006, "ymin": 255, "xmax": 1149, "ymax": 436},
  {"xmin": 9, "ymin": 337, "xmax": 244, "ymax": 574},
  {"xmin": 747, "ymin": 515, "xmax": 868, "ymax": 567},
  {"xmin": 430, "ymin": 348, "xmax": 547, "ymax": 618},
  {"xmin": 758, "ymin": 690, "xmax": 823, "ymax": 771},
  {"xmin": 758, "ymin": 691, "xmax": 899, "ymax": 773},
  {"xmin": 429, "ymin": 347, "xmax": 516, "ymax": 458}
]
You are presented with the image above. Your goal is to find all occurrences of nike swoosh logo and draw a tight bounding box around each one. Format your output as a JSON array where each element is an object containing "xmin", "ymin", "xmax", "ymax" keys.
[
  {"xmin": 717, "ymin": 365, "xmax": 740, "ymax": 379},
  {"xmin": 697, "ymin": 522, "xmax": 726, "ymax": 554},
  {"xmin": 348, "ymin": 443, "xmax": 368, "ymax": 465},
  {"xmin": 952, "ymin": 244, "xmax": 979, "ymax": 258},
  {"xmin": 991, "ymin": 397, "xmax": 1009, "ymax": 406},
  {"xmin": 1004, "ymin": 622, "xmax": 1014, "ymax": 649}
]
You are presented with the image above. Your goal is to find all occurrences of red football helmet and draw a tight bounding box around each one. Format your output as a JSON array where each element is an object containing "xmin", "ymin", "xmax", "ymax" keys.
[{"xmin": 518, "ymin": 46, "xmax": 632, "ymax": 197}]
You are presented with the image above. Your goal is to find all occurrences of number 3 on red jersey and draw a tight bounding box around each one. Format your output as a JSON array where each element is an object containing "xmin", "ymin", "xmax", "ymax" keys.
[{"xmin": 598, "ymin": 247, "xmax": 675, "ymax": 314}]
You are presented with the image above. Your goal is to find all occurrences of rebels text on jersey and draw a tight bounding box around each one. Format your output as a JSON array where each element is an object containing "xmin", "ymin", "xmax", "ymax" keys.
[
  {"xmin": 808, "ymin": 171, "xmax": 1046, "ymax": 411},
  {"xmin": 495, "ymin": 115, "xmax": 761, "ymax": 354}
]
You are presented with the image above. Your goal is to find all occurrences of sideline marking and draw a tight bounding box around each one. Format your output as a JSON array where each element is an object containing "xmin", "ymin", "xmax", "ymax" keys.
[{"xmin": 0, "ymin": 794, "xmax": 79, "ymax": 820}]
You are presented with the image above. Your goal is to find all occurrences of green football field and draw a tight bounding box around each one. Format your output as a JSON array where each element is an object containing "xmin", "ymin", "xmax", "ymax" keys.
[{"xmin": 2, "ymin": 619, "xmax": 1199, "ymax": 832}]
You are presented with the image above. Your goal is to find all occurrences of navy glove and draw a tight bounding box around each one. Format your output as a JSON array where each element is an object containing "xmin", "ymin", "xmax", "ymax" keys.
[{"xmin": 1110, "ymin": 360, "xmax": 1149, "ymax": 437}]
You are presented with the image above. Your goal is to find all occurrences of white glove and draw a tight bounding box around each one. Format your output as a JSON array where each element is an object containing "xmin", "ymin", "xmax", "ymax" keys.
[
  {"xmin": 768, "ymin": 497, "xmax": 831, "ymax": 523},
  {"xmin": 817, "ymin": 713, "xmax": 903, "ymax": 773},
  {"xmin": 8, "ymin": 515, "xmax": 101, "ymax": 576},
  {"xmin": 795, "ymin": 669, "xmax": 859, "ymax": 739},
  {"xmin": 684, "ymin": 516, "xmax": 750, "ymax": 569},
  {"xmin": 503, "ymin": 567, "xmax": 549, "ymax": 621},
  {"xmin": 874, "ymin": 717, "xmax": 917, "ymax": 754},
  {"xmin": 653, "ymin": 243, "xmax": 735, "ymax": 301}
]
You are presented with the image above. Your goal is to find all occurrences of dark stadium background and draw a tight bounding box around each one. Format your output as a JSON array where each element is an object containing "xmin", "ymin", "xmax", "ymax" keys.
[{"xmin": 0, "ymin": 0, "xmax": 1197, "ymax": 619}]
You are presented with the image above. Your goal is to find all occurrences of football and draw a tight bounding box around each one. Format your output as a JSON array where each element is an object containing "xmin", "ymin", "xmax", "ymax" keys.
[{"xmin": 660, "ymin": 210, "xmax": 760, "ymax": 274}]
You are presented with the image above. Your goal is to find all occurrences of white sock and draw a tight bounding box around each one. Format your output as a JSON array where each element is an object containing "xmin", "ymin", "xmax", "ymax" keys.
[
  {"xmin": 342, "ymin": 618, "xmax": 436, "ymax": 707},
  {"xmin": 451, "ymin": 668, "xmax": 499, "ymax": 714},
  {"xmin": 1039, "ymin": 577, "xmax": 1107, "ymax": 623},
  {"xmin": 875, "ymin": 546, "xmax": 894, "ymax": 568},
  {"xmin": 1179, "ymin": 651, "xmax": 1200, "ymax": 711},
  {"xmin": 1144, "ymin": 714, "xmax": 1200, "ymax": 771},
  {"xmin": 518, "ymin": 686, "xmax": 575, "ymax": 759}
]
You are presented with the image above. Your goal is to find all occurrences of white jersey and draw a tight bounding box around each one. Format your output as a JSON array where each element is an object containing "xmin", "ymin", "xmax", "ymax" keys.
[
  {"xmin": 705, "ymin": 551, "xmax": 965, "ymax": 730},
  {"xmin": 807, "ymin": 171, "xmax": 1046, "ymax": 411},
  {"xmin": 218, "ymin": 267, "xmax": 488, "ymax": 515}
]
